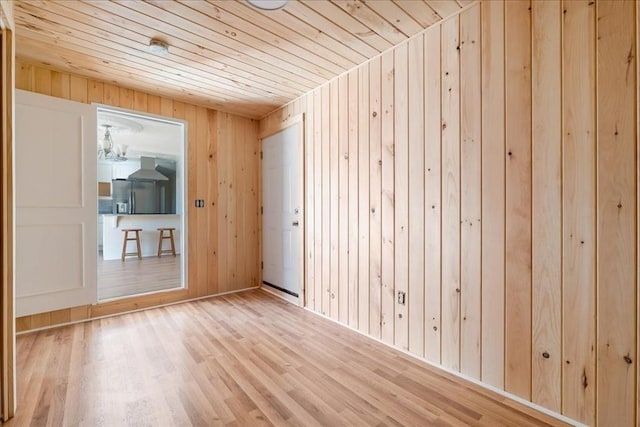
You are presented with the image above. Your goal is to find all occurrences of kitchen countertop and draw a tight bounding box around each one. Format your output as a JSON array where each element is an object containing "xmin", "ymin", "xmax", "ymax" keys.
[
  {"xmin": 103, "ymin": 213, "xmax": 180, "ymax": 216},
  {"xmin": 103, "ymin": 213, "xmax": 180, "ymax": 229}
]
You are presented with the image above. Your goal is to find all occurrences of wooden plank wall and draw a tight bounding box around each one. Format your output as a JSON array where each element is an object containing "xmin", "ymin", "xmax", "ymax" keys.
[
  {"xmin": 14, "ymin": 60, "xmax": 260, "ymax": 331},
  {"xmin": 260, "ymin": 1, "xmax": 639, "ymax": 425}
]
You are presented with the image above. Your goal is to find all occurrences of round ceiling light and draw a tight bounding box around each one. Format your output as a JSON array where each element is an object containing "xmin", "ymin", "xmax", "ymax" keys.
[
  {"xmin": 246, "ymin": 0, "xmax": 288, "ymax": 11},
  {"xmin": 149, "ymin": 39, "xmax": 169, "ymax": 56}
]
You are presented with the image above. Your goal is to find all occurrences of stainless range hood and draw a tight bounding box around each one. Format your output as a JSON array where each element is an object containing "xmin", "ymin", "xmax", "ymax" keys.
[{"xmin": 127, "ymin": 156, "xmax": 168, "ymax": 181}]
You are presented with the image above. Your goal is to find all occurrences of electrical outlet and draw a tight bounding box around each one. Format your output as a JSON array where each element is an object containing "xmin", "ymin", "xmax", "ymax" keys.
[
  {"xmin": 397, "ymin": 291, "xmax": 406, "ymax": 306},
  {"xmin": 195, "ymin": 199, "xmax": 205, "ymax": 208}
]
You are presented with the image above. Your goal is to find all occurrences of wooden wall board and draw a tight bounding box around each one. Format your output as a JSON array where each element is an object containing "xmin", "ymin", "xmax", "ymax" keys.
[
  {"xmin": 380, "ymin": 50, "xmax": 395, "ymax": 346},
  {"xmin": 393, "ymin": 42, "xmax": 409, "ymax": 351},
  {"xmin": 504, "ymin": 0, "xmax": 532, "ymax": 400},
  {"xmin": 459, "ymin": 3, "xmax": 481, "ymax": 380},
  {"xmin": 52, "ymin": 71, "xmax": 70, "ymax": 100},
  {"xmin": 32, "ymin": 66, "xmax": 50, "ymax": 96},
  {"xmin": 225, "ymin": 115, "xmax": 249, "ymax": 278},
  {"xmin": 338, "ymin": 75, "xmax": 349, "ymax": 324},
  {"xmin": 207, "ymin": 109, "xmax": 219, "ymax": 296},
  {"xmin": 596, "ymin": 1, "xmax": 637, "ymax": 425},
  {"xmin": 330, "ymin": 79, "xmax": 340, "ymax": 320},
  {"xmin": 424, "ymin": 25, "xmax": 442, "ymax": 365},
  {"xmin": 321, "ymin": 84, "xmax": 331, "ymax": 317},
  {"xmin": 368, "ymin": 58, "xmax": 382, "ymax": 339},
  {"xmin": 118, "ymin": 87, "xmax": 133, "ymax": 110},
  {"xmin": 531, "ymin": 0, "xmax": 562, "ymax": 413},
  {"xmin": 195, "ymin": 106, "xmax": 210, "ymax": 294},
  {"xmin": 348, "ymin": 69, "xmax": 359, "ymax": 329},
  {"xmin": 440, "ymin": 15, "xmax": 461, "ymax": 372},
  {"xmin": 480, "ymin": 0, "xmax": 505, "ymax": 390},
  {"xmin": 146, "ymin": 94, "xmax": 160, "ymax": 115},
  {"xmin": 184, "ymin": 102, "xmax": 199, "ymax": 296},
  {"xmin": 637, "ymin": 3, "xmax": 640, "ymax": 424},
  {"xmin": 561, "ymin": 1, "xmax": 597, "ymax": 424},
  {"xmin": 408, "ymin": 34, "xmax": 425, "ymax": 358},
  {"xmin": 314, "ymin": 89, "xmax": 323, "ymax": 315},
  {"xmin": 134, "ymin": 91, "xmax": 147, "ymax": 112},
  {"xmin": 357, "ymin": 64, "xmax": 370, "ymax": 334},
  {"xmin": 306, "ymin": 93, "xmax": 315, "ymax": 311}
]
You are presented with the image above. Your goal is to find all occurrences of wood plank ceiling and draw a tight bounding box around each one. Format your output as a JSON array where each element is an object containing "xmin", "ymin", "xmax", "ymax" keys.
[{"xmin": 13, "ymin": 0, "xmax": 469, "ymax": 118}]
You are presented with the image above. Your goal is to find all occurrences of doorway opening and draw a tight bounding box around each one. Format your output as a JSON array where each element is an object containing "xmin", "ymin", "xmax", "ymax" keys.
[{"xmin": 96, "ymin": 107, "xmax": 186, "ymax": 301}]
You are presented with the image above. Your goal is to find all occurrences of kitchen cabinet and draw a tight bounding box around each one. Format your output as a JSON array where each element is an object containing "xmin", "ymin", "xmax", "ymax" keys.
[
  {"xmin": 97, "ymin": 163, "xmax": 112, "ymax": 182},
  {"xmin": 97, "ymin": 160, "xmax": 140, "ymax": 182},
  {"xmin": 113, "ymin": 161, "xmax": 140, "ymax": 179}
]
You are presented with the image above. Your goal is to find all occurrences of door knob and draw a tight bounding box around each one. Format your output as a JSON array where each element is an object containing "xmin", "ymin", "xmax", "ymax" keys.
[{"xmin": 292, "ymin": 221, "xmax": 299, "ymax": 226}]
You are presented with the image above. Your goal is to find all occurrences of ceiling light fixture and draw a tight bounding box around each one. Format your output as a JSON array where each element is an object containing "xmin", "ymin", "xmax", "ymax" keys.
[
  {"xmin": 149, "ymin": 39, "xmax": 169, "ymax": 56},
  {"xmin": 98, "ymin": 125, "xmax": 128, "ymax": 162},
  {"xmin": 246, "ymin": 0, "xmax": 288, "ymax": 11}
]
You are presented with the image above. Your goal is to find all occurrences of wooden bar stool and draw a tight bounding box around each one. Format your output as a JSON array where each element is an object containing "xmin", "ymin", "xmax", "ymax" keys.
[
  {"xmin": 121, "ymin": 228, "xmax": 142, "ymax": 261},
  {"xmin": 157, "ymin": 227, "xmax": 176, "ymax": 257}
]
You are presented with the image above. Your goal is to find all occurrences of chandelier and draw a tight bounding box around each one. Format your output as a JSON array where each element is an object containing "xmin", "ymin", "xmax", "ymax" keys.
[{"xmin": 98, "ymin": 125, "xmax": 128, "ymax": 161}]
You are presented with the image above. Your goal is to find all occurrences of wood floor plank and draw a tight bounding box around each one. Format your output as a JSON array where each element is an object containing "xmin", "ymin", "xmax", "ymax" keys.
[
  {"xmin": 8, "ymin": 290, "xmax": 570, "ymax": 426},
  {"xmin": 97, "ymin": 253, "xmax": 182, "ymax": 300}
]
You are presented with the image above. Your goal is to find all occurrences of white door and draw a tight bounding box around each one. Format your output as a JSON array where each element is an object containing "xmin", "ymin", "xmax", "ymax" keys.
[
  {"xmin": 262, "ymin": 124, "xmax": 303, "ymax": 299},
  {"xmin": 15, "ymin": 90, "xmax": 97, "ymax": 316}
]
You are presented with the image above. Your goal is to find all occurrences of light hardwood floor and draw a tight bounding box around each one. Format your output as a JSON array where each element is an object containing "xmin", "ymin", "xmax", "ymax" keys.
[
  {"xmin": 97, "ymin": 254, "xmax": 182, "ymax": 300},
  {"xmin": 8, "ymin": 290, "xmax": 569, "ymax": 426}
]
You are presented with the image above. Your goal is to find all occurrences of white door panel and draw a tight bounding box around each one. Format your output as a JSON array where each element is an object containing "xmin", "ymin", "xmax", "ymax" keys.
[
  {"xmin": 262, "ymin": 124, "xmax": 302, "ymax": 298},
  {"xmin": 15, "ymin": 89, "xmax": 97, "ymax": 317},
  {"xmin": 16, "ymin": 105, "xmax": 85, "ymax": 207},
  {"xmin": 16, "ymin": 224, "xmax": 84, "ymax": 296}
]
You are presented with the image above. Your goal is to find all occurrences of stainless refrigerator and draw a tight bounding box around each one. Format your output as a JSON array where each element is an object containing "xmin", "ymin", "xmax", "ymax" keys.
[{"xmin": 112, "ymin": 179, "xmax": 158, "ymax": 214}]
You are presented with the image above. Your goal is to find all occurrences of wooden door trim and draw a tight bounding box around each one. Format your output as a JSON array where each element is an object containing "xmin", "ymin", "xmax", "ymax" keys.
[
  {"xmin": 0, "ymin": 13, "xmax": 15, "ymax": 421},
  {"xmin": 259, "ymin": 113, "xmax": 303, "ymax": 139},
  {"xmin": 258, "ymin": 113, "xmax": 306, "ymax": 307}
]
